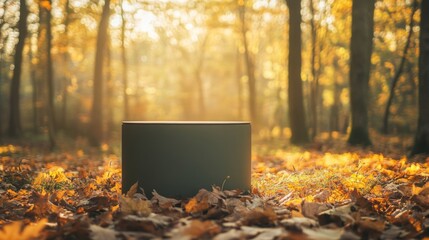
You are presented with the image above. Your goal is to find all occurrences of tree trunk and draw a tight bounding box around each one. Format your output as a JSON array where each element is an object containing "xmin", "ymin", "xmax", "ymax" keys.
[
  {"xmin": 382, "ymin": 0, "xmax": 418, "ymax": 134},
  {"xmin": 412, "ymin": 0, "xmax": 429, "ymax": 155},
  {"xmin": 45, "ymin": 0, "xmax": 56, "ymax": 150},
  {"xmin": 309, "ymin": 0, "xmax": 319, "ymax": 139},
  {"xmin": 239, "ymin": 2, "xmax": 258, "ymax": 128},
  {"xmin": 195, "ymin": 33, "xmax": 209, "ymax": 120},
  {"xmin": 120, "ymin": 0, "xmax": 129, "ymax": 120},
  {"xmin": 61, "ymin": 0, "xmax": 71, "ymax": 131},
  {"xmin": 347, "ymin": 0, "xmax": 375, "ymax": 146},
  {"xmin": 236, "ymin": 47, "xmax": 243, "ymax": 119},
  {"xmin": 29, "ymin": 43, "xmax": 38, "ymax": 134},
  {"xmin": 89, "ymin": 0, "xmax": 110, "ymax": 147},
  {"xmin": 8, "ymin": 0, "xmax": 28, "ymax": 137},
  {"xmin": 105, "ymin": 32, "xmax": 113, "ymax": 137},
  {"xmin": 286, "ymin": 0, "xmax": 309, "ymax": 145},
  {"xmin": 0, "ymin": 3, "xmax": 7, "ymax": 138},
  {"xmin": 36, "ymin": 3, "xmax": 47, "ymax": 130},
  {"xmin": 329, "ymin": 57, "xmax": 341, "ymax": 133}
]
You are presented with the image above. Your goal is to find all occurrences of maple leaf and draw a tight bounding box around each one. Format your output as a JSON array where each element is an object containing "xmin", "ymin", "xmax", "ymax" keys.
[
  {"xmin": 25, "ymin": 192, "xmax": 60, "ymax": 218},
  {"xmin": 0, "ymin": 219, "xmax": 47, "ymax": 240}
]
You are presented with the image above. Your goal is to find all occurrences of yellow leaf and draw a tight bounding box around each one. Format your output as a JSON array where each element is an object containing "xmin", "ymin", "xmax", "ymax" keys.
[{"xmin": 0, "ymin": 219, "xmax": 47, "ymax": 240}]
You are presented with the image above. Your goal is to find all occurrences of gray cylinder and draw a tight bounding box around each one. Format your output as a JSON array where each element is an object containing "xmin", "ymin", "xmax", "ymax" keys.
[{"xmin": 122, "ymin": 121, "xmax": 251, "ymax": 198}]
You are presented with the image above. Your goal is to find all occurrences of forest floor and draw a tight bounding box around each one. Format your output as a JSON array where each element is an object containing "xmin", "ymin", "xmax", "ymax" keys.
[{"xmin": 0, "ymin": 133, "xmax": 428, "ymax": 239}]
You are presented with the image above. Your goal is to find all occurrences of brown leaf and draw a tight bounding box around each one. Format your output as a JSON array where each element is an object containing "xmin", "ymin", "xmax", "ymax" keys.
[
  {"xmin": 355, "ymin": 217, "xmax": 385, "ymax": 239},
  {"xmin": 89, "ymin": 225, "xmax": 117, "ymax": 240},
  {"xmin": 301, "ymin": 200, "xmax": 330, "ymax": 220},
  {"xmin": 280, "ymin": 217, "xmax": 319, "ymax": 232},
  {"xmin": 25, "ymin": 192, "xmax": 60, "ymax": 218},
  {"xmin": 241, "ymin": 207, "xmax": 277, "ymax": 227},
  {"xmin": 78, "ymin": 196, "xmax": 111, "ymax": 212},
  {"xmin": 185, "ymin": 189, "xmax": 219, "ymax": 214},
  {"xmin": 313, "ymin": 190, "xmax": 330, "ymax": 203},
  {"xmin": 152, "ymin": 190, "xmax": 180, "ymax": 209},
  {"xmin": 119, "ymin": 195, "xmax": 151, "ymax": 217},
  {"xmin": 317, "ymin": 204, "xmax": 355, "ymax": 227},
  {"xmin": 213, "ymin": 229, "xmax": 245, "ymax": 240},
  {"xmin": 126, "ymin": 182, "xmax": 138, "ymax": 198},
  {"xmin": 169, "ymin": 219, "xmax": 220, "ymax": 239},
  {"xmin": 412, "ymin": 184, "xmax": 429, "ymax": 208},
  {"xmin": 115, "ymin": 214, "xmax": 170, "ymax": 235}
]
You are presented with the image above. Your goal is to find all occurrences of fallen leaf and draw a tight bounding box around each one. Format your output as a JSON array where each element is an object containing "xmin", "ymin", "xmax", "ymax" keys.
[
  {"xmin": 280, "ymin": 217, "xmax": 319, "ymax": 232},
  {"xmin": 169, "ymin": 219, "xmax": 221, "ymax": 239},
  {"xmin": 213, "ymin": 229, "xmax": 245, "ymax": 240},
  {"xmin": 115, "ymin": 214, "xmax": 170, "ymax": 234},
  {"xmin": 301, "ymin": 200, "xmax": 330, "ymax": 220},
  {"xmin": 314, "ymin": 190, "xmax": 330, "ymax": 202},
  {"xmin": 0, "ymin": 219, "xmax": 47, "ymax": 240},
  {"xmin": 318, "ymin": 204, "xmax": 355, "ymax": 227},
  {"xmin": 241, "ymin": 207, "xmax": 277, "ymax": 227},
  {"xmin": 119, "ymin": 195, "xmax": 151, "ymax": 217},
  {"xmin": 126, "ymin": 182, "xmax": 138, "ymax": 198},
  {"xmin": 355, "ymin": 217, "xmax": 385, "ymax": 239},
  {"xmin": 185, "ymin": 189, "xmax": 219, "ymax": 214},
  {"xmin": 25, "ymin": 192, "xmax": 60, "ymax": 218},
  {"xmin": 302, "ymin": 227, "xmax": 344, "ymax": 240},
  {"xmin": 152, "ymin": 190, "xmax": 180, "ymax": 209},
  {"xmin": 89, "ymin": 225, "xmax": 117, "ymax": 240}
]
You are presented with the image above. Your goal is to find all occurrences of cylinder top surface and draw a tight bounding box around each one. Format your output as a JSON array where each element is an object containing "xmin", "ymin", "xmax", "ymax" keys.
[{"xmin": 122, "ymin": 121, "xmax": 250, "ymax": 125}]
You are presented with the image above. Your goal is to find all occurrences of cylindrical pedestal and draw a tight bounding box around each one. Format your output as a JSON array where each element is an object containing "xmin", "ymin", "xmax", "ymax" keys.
[{"xmin": 122, "ymin": 121, "xmax": 251, "ymax": 198}]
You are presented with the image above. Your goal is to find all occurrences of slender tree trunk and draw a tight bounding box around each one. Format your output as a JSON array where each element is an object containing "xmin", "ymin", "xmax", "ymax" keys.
[
  {"xmin": 105, "ymin": 33, "xmax": 113, "ymax": 137},
  {"xmin": 89, "ymin": 0, "xmax": 110, "ymax": 147},
  {"xmin": 330, "ymin": 58, "xmax": 341, "ymax": 133},
  {"xmin": 8, "ymin": 0, "xmax": 28, "ymax": 137},
  {"xmin": 0, "ymin": 2, "xmax": 6, "ymax": 138},
  {"xmin": 412, "ymin": 0, "xmax": 429, "ymax": 155},
  {"xmin": 286, "ymin": 0, "xmax": 309, "ymax": 145},
  {"xmin": 120, "ymin": 0, "xmax": 129, "ymax": 120},
  {"xmin": 239, "ymin": 2, "xmax": 258, "ymax": 128},
  {"xmin": 236, "ymin": 47, "xmax": 243, "ymax": 119},
  {"xmin": 36, "ymin": 4, "xmax": 47, "ymax": 130},
  {"xmin": 133, "ymin": 41, "xmax": 144, "ymax": 119},
  {"xmin": 61, "ymin": 0, "xmax": 70, "ymax": 131},
  {"xmin": 29, "ymin": 43, "xmax": 38, "ymax": 134},
  {"xmin": 195, "ymin": 33, "xmax": 209, "ymax": 119},
  {"xmin": 45, "ymin": 0, "xmax": 56, "ymax": 149},
  {"xmin": 347, "ymin": 0, "xmax": 375, "ymax": 146},
  {"xmin": 382, "ymin": 0, "xmax": 418, "ymax": 134},
  {"xmin": 309, "ymin": 0, "xmax": 318, "ymax": 139}
]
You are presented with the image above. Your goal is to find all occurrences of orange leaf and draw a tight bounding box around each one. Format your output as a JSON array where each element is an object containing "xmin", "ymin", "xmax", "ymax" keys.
[{"xmin": 0, "ymin": 219, "xmax": 47, "ymax": 240}]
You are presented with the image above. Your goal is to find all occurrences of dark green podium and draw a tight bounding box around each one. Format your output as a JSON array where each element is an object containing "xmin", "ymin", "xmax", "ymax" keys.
[{"xmin": 122, "ymin": 121, "xmax": 251, "ymax": 198}]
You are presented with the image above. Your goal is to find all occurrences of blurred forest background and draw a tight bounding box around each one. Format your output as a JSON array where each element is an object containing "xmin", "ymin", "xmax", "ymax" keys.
[{"xmin": 0, "ymin": 0, "xmax": 427, "ymax": 152}]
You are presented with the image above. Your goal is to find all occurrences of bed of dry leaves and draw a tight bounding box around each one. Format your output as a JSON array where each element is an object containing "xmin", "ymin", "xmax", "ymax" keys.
[{"xmin": 0, "ymin": 135, "xmax": 428, "ymax": 239}]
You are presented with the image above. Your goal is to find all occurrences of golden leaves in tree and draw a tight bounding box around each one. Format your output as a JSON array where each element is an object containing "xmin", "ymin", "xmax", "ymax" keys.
[{"xmin": 39, "ymin": 0, "xmax": 51, "ymax": 11}]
